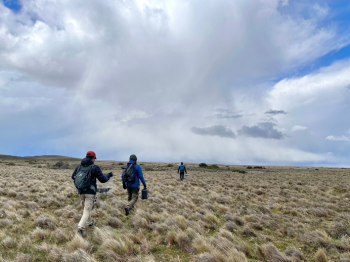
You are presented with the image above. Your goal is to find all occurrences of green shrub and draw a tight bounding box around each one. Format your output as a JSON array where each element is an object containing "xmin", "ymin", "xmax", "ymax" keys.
[
  {"xmin": 51, "ymin": 161, "xmax": 69, "ymax": 169},
  {"xmin": 246, "ymin": 166, "xmax": 252, "ymax": 169},
  {"xmin": 199, "ymin": 163, "xmax": 207, "ymax": 168},
  {"xmin": 167, "ymin": 164, "xmax": 173, "ymax": 167},
  {"xmin": 28, "ymin": 161, "xmax": 36, "ymax": 164},
  {"xmin": 118, "ymin": 162, "xmax": 124, "ymax": 165},
  {"xmin": 232, "ymin": 169, "xmax": 247, "ymax": 174},
  {"xmin": 207, "ymin": 164, "xmax": 219, "ymax": 169},
  {"xmin": 7, "ymin": 163, "xmax": 15, "ymax": 166}
]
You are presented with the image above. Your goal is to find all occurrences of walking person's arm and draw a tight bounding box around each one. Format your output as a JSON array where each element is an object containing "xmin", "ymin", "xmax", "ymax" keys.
[
  {"xmin": 94, "ymin": 166, "xmax": 113, "ymax": 183},
  {"xmin": 177, "ymin": 166, "xmax": 180, "ymax": 173},
  {"xmin": 184, "ymin": 166, "xmax": 187, "ymax": 174},
  {"xmin": 137, "ymin": 166, "xmax": 146, "ymax": 188}
]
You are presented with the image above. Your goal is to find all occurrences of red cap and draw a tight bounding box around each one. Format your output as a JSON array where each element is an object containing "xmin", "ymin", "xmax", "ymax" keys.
[{"xmin": 86, "ymin": 151, "xmax": 97, "ymax": 159}]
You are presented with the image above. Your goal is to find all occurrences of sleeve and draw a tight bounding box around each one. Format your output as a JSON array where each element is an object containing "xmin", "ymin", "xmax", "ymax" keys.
[
  {"xmin": 184, "ymin": 166, "xmax": 187, "ymax": 173},
  {"xmin": 177, "ymin": 166, "xmax": 180, "ymax": 173},
  {"xmin": 71, "ymin": 165, "xmax": 79, "ymax": 180},
  {"xmin": 137, "ymin": 165, "xmax": 146, "ymax": 186},
  {"xmin": 121, "ymin": 171, "xmax": 125, "ymax": 185},
  {"xmin": 93, "ymin": 165, "xmax": 110, "ymax": 183}
]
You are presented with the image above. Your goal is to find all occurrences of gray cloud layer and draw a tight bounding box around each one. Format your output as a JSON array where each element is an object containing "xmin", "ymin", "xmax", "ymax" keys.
[
  {"xmin": 191, "ymin": 126, "xmax": 236, "ymax": 139},
  {"xmin": 264, "ymin": 109, "xmax": 287, "ymax": 115},
  {"xmin": 238, "ymin": 122, "xmax": 285, "ymax": 139},
  {"xmin": 214, "ymin": 114, "xmax": 244, "ymax": 119}
]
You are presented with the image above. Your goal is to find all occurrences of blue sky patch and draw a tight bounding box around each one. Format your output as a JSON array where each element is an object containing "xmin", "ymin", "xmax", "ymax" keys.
[
  {"xmin": 274, "ymin": 43, "xmax": 350, "ymax": 82},
  {"xmin": 2, "ymin": 0, "xmax": 21, "ymax": 12}
]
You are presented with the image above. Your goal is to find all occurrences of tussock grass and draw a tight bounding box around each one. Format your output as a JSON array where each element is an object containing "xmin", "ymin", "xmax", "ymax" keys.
[
  {"xmin": 66, "ymin": 235, "xmax": 93, "ymax": 253},
  {"xmin": 315, "ymin": 248, "xmax": 327, "ymax": 262},
  {"xmin": 258, "ymin": 243, "xmax": 291, "ymax": 262},
  {"xmin": 31, "ymin": 227, "xmax": 49, "ymax": 241},
  {"xmin": 1, "ymin": 162, "xmax": 350, "ymax": 260}
]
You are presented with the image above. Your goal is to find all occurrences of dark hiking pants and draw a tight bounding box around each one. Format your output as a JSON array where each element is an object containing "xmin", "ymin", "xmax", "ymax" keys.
[
  {"xmin": 180, "ymin": 171, "xmax": 184, "ymax": 180},
  {"xmin": 127, "ymin": 187, "xmax": 140, "ymax": 209}
]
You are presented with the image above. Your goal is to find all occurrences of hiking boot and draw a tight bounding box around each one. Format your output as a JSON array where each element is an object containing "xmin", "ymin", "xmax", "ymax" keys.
[
  {"xmin": 77, "ymin": 229, "xmax": 85, "ymax": 237},
  {"xmin": 125, "ymin": 207, "xmax": 130, "ymax": 216},
  {"xmin": 88, "ymin": 221, "xmax": 97, "ymax": 228}
]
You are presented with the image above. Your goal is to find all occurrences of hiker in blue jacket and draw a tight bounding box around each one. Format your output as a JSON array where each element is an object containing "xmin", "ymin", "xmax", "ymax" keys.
[
  {"xmin": 121, "ymin": 154, "xmax": 146, "ymax": 216},
  {"xmin": 178, "ymin": 162, "xmax": 187, "ymax": 181}
]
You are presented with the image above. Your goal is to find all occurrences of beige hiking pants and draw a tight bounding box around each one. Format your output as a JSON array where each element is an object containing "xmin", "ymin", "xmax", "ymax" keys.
[{"xmin": 78, "ymin": 194, "xmax": 95, "ymax": 230}]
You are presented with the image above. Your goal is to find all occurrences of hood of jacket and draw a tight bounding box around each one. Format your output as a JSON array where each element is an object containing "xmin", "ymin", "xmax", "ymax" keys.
[
  {"xmin": 128, "ymin": 160, "xmax": 136, "ymax": 165},
  {"xmin": 81, "ymin": 157, "xmax": 94, "ymax": 167}
]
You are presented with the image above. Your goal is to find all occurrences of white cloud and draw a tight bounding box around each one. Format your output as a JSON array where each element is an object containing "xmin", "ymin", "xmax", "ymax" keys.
[
  {"xmin": 326, "ymin": 136, "xmax": 350, "ymax": 142},
  {"xmin": 268, "ymin": 59, "xmax": 350, "ymax": 111},
  {"xmin": 0, "ymin": 0, "xmax": 349, "ymax": 165},
  {"xmin": 292, "ymin": 125, "xmax": 308, "ymax": 132}
]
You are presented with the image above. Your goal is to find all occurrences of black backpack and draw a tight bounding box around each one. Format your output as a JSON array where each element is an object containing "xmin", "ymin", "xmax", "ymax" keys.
[
  {"xmin": 74, "ymin": 164, "xmax": 96, "ymax": 193},
  {"xmin": 124, "ymin": 163, "xmax": 136, "ymax": 183}
]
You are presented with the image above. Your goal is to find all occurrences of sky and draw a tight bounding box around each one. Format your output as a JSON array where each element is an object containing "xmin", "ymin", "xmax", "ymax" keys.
[{"xmin": 1, "ymin": 0, "xmax": 350, "ymax": 166}]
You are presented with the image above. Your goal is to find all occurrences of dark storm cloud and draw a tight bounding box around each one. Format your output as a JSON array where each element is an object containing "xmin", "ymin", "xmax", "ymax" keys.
[
  {"xmin": 191, "ymin": 125, "xmax": 236, "ymax": 139},
  {"xmin": 264, "ymin": 109, "xmax": 287, "ymax": 115},
  {"xmin": 238, "ymin": 122, "xmax": 285, "ymax": 139}
]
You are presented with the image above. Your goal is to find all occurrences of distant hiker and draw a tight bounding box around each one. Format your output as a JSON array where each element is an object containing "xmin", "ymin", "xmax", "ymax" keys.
[
  {"xmin": 72, "ymin": 151, "xmax": 113, "ymax": 237},
  {"xmin": 122, "ymin": 154, "xmax": 146, "ymax": 216},
  {"xmin": 178, "ymin": 162, "xmax": 187, "ymax": 181}
]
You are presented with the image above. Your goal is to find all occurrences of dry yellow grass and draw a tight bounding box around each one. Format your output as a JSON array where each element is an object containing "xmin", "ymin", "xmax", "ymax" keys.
[{"xmin": 0, "ymin": 160, "xmax": 350, "ymax": 261}]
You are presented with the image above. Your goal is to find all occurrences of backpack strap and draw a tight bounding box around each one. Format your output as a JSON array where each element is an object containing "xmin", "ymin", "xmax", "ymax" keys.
[{"xmin": 74, "ymin": 164, "xmax": 82, "ymax": 180}]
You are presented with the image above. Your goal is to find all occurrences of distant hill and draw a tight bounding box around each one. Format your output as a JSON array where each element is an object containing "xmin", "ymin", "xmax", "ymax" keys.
[{"xmin": 0, "ymin": 154, "xmax": 80, "ymax": 162}]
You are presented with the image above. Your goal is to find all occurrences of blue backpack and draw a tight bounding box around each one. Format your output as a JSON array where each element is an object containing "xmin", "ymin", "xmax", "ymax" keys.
[{"xmin": 180, "ymin": 165, "xmax": 185, "ymax": 171}]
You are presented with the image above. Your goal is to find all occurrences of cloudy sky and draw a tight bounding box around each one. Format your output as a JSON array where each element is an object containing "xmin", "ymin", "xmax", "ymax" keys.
[{"xmin": 1, "ymin": 0, "xmax": 350, "ymax": 166}]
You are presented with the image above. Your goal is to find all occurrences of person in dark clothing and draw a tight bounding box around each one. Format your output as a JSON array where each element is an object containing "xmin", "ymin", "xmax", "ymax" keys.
[
  {"xmin": 122, "ymin": 154, "xmax": 146, "ymax": 216},
  {"xmin": 72, "ymin": 151, "xmax": 113, "ymax": 237},
  {"xmin": 178, "ymin": 162, "xmax": 187, "ymax": 180}
]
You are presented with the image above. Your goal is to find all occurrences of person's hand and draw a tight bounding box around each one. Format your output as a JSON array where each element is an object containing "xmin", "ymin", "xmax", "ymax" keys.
[
  {"xmin": 108, "ymin": 172, "xmax": 113, "ymax": 177},
  {"xmin": 123, "ymin": 183, "xmax": 127, "ymax": 189},
  {"xmin": 144, "ymin": 185, "xmax": 147, "ymax": 189}
]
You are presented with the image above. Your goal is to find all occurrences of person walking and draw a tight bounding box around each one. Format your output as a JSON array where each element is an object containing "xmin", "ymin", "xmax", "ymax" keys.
[
  {"xmin": 122, "ymin": 154, "xmax": 146, "ymax": 216},
  {"xmin": 178, "ymin": 162, "xmax": 187, "ymax": 181},
  {"xmin": 72, "ymin": 151, "xmax": 113, "ymax": 237}
]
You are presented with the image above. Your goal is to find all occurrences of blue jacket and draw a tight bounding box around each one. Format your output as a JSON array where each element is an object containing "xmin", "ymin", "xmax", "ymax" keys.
[
  {"xmin": 121, "ymin": 160, "xmax": 146, "ymax": 188},
  {"xmin": 72, "ymin": 158, "xmax": 112, "ymax": 195},
  {"xmin": 178, "ymin": 165, "xmax": 187, "ymax": 173}
]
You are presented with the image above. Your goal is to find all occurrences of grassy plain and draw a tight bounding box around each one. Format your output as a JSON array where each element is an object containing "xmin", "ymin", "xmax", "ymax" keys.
[{"xmin": 0, "ymin": 156, "xmax": 350, "ymax": 261}]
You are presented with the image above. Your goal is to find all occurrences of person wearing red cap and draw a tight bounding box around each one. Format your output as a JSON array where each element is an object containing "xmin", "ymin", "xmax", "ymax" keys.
[{"xmin": 72, "ymin": 151, "xmax": 113, "ymax": 237}]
